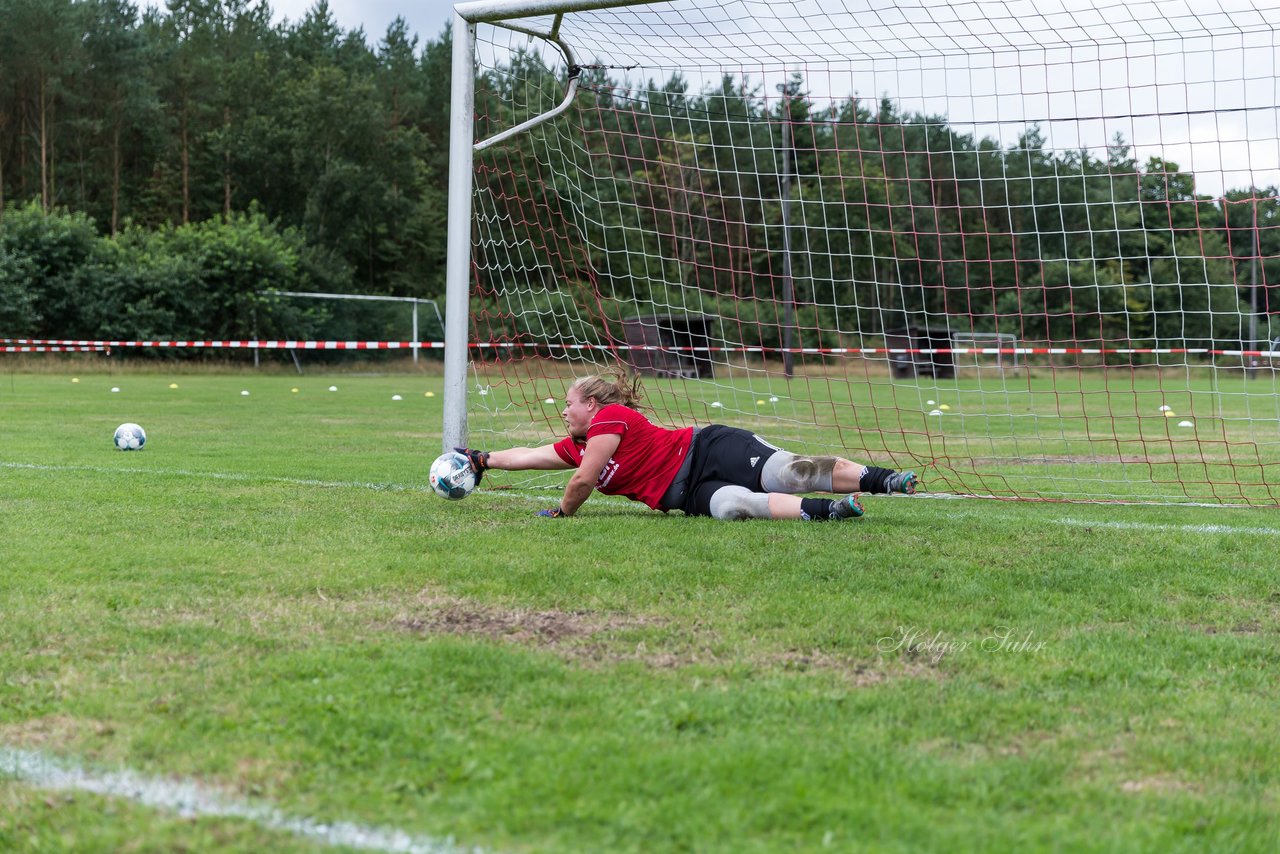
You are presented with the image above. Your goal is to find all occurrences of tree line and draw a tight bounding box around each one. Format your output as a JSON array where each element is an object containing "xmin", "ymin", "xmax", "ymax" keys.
[
  {"xmin": 2, "ymin": 0, "xmax": 1277, "ymax": 358},
  {"xmin": 478, "ymin": 68, "xmax": 1280, "ymax": 358},
  {"xmin": 1, "ymin": 0, "xmax": 449, "ymax": 343}
]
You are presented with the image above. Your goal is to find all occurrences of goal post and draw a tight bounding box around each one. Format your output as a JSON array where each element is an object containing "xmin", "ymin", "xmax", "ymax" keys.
[
  {"xmin": 444, "ymin": 0, "xmax": 1280, "ymax": 506},
  {"xmin": 444, "ymin": 0, "xmax": 667, "ymax": 452}
]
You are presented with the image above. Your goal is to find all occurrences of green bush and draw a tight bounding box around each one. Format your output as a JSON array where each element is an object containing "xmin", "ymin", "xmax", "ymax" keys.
[
  {"xmin": 0, "ymin": 203, "xmax": 100, "ymax": 337},
  {"xmin": 0, "ymin": 248, "xmax": 41, "ymax": 335},
  {"xmin": 0, "ymin": 203, "xmax": 353, "ymax": 344}
]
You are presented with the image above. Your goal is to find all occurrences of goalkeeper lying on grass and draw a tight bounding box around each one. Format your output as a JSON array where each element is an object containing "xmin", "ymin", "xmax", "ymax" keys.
[{"xmin": 455, "ymin": 372, "xmax": 918, "ymax": 520}]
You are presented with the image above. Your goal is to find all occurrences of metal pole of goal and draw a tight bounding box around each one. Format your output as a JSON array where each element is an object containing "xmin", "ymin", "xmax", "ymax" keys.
[
  {"xmin": 442, "ymin": 0, "xmax": 672, "ymax": 453},
  {"xmin": 1249, "ymin": 195, "xmax": 1260, "ymax": 379},
  {"xmin": 441, "ymin": 9, "xmax": 477, "ymax": 453},
  {"xmin": 778, "ymin": 85, "xmax": 795, "ymax": 379}
]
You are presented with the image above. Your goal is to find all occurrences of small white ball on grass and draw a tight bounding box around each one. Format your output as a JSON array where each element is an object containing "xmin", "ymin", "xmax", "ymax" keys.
[
  {"xmin": 926, "ymin": 399, "xmax": 936, "ymax": 405},
  {"xmin": 328, "ymin": 385, "xmax": 338, "ymax": 392},
  {"xmin": 111, "ymin": 387, "xmax": 120, "ymax": 393},
  {"xmin": 769, "ymin": 396, "xmax": 779, "ymax": 403},
  {"xmin": 1178, "ymin": 420, "xmax": 1194, "ymax": 427},
  {"xmin": 1158, "ymin": 404, "xmax": 1172, "ymax": 412},
  {"xmin": 392, "ymin": 394, "xmax": 402, "ymax": 401},
  {"xmin": 929, "ymin": 409, "xmax": 944, "ymax": 416}
]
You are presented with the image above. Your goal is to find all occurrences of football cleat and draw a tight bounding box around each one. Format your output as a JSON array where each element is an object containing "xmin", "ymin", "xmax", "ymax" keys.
[
  {"xmin": 887, "ymin": 471, "xmax": 918, "ymax": 494},
  {"xmin": 830, "ymin": 493, "xmax": 865, "ymax": 520}
]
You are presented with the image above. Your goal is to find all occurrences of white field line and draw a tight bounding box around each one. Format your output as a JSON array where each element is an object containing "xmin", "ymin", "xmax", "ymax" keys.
[
  {"xmin": 0, "ymin": 746, "xmax": 481, "ymax": 854},
  {"xmin": 1054, "ymin": 518, "xmax": 1280, "ymax": 537},
  {"xmin": 1, "ymin": 460, "xmax": 425, "ymax": 493},
  {"xmin": 0, "ymin": 460, "xmax": 634, "ymax": 507},
  {"xmin": 4, "ymin": 460, "xmax": 1271, "ymax": 531},
  {"xmin": 908, "ymin": 507, "xmax": 1280, "ymax": 536}
]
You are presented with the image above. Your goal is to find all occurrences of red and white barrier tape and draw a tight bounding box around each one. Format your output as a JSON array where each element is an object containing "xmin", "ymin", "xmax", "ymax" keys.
[
  {"xmin": 2, "ymin": 345, "xmax": 108, "ymax": 353},
  {"xmin": 3, "ymin": 338, "xmax": 430, "ymax": 351},
  {"xmin": 5, "ymin": 338, "xmax": 1280, "ymax": 357}
]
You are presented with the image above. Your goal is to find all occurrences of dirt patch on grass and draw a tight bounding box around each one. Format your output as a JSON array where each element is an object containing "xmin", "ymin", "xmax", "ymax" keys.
[
  {"xmin": 1190, "ymin": 621, "xmax": 1265, "ymax": 636},
  {"xmin": 394, "ymin": 586, "xmax": 662, "ymax": 640},
  {"xmin": 395, "ymin": 599, "xmax": 649, "ymax": 646},
  {"xmin": 0, "ymin": 714, "xmax": 115, "ymax": 750},
  {"xmin": 916, "ymin": 729, "xmax": 1058, "ymax": 762},
  {"xmin": 769, "ymin": 648, "xmax": 939, "ymax": 685},
  {"xmin": 393, "ymin": 597, "xmax": 691, "ymax": 670},
  {"xmin": 392, "ymin": 593, "xmax": 938, "ymax": 684},
  {"xmin": 1119, "ymin": 775, "xmax": 1199, "ymax": 794}
]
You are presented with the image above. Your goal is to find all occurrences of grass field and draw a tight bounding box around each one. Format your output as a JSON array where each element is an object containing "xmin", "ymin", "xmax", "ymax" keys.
[{"xmin": 2, "ymin": 365, "xmax": 1279, "ymax": 852}]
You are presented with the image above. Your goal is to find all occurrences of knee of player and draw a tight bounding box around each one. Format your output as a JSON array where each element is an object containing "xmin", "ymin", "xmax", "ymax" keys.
[
  {"xmin": 708, "ymin": 485, "xmax": 771, "ymax": 520},
  {"xmin": 762, "ymin": 453, "xmax": 837, "ymax": 493}
]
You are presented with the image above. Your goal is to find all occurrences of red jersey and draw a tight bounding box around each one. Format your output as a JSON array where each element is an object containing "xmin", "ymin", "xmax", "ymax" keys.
[{"xmin": 552, "ymin": 404, "xmax": 694, "ymax": 509}]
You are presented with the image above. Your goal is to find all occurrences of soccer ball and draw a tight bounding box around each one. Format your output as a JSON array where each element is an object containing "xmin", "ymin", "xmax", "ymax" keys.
[
  {"xmin": 113, "ymin": 422, "xmax": 147, "ymax": 451},
  {"xmin": 429, "ymin": 451, "xmax": 477, "ymax": 500}
]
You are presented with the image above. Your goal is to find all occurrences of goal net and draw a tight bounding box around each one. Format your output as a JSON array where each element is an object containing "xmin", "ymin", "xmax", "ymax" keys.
[{"xmin": 449, "ymin": 0, "xmax": 1280, "ymax": 505}]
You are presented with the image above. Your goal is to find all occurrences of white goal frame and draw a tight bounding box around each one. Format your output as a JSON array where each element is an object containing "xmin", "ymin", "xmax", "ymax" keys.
[
  {"xmin": 441, "ymin": 0, "xmax": 1280, "ymax": 506},
  {"xmin": 949, "ymin": 333, "xmax": 1022, "ymax": 374},
  {"xmin": 264, "ymin": 290, "xmax": 443, "ymax": 365},
  {"xmin": 443, "ymin": 0, "xmax": 665, "ymax": 451}
]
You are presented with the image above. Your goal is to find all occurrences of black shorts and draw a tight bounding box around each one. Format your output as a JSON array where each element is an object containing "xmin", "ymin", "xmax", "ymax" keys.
[{"xmin": 681, "ymin": 425, "xmax": 781, "ymax": 517}]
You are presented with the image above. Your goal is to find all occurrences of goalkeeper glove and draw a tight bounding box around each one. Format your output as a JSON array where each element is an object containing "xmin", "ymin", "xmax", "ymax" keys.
[
  {"xmin": 537, "ymin": 507, "xmax": 566, "ymax": 518},
  {"xmin": 453, "ymin": 447, "xmax": 489, "ymax": 484}
]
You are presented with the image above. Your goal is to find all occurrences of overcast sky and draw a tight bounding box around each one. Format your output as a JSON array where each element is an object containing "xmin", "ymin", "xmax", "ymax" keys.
[
  {"xmin": 268, "ymin": 0, "xmax": 459, "ymax": 42},
  {"xmin": 243, "ymin": 0, "xmax": 1280, "ymax": 196}
]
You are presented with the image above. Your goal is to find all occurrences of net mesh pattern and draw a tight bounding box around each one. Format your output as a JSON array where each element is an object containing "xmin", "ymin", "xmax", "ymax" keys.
[{"xmin": 464, "ymin": 0, "xmax": 1280, "ymax": 504}]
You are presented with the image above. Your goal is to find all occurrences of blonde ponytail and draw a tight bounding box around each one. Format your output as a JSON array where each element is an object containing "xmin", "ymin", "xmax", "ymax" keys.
[{"xmin": 569, "ymin": 370, "xmax": 645, "ymax": 409}]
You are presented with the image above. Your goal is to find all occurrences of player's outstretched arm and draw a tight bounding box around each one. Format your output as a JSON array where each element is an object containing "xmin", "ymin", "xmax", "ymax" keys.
[{"xmin": 455, "ymin": 444, "xmax": 570, "ymax": 473}]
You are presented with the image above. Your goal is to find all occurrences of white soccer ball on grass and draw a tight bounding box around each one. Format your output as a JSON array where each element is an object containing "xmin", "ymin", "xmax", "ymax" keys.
[
  {"xmin": 429, "ymin": 451, "xmax": 477, "ymax": 501},
  {"xmin": 113, "ymin": 422, "xmax": 147, "ymax": 451}
]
